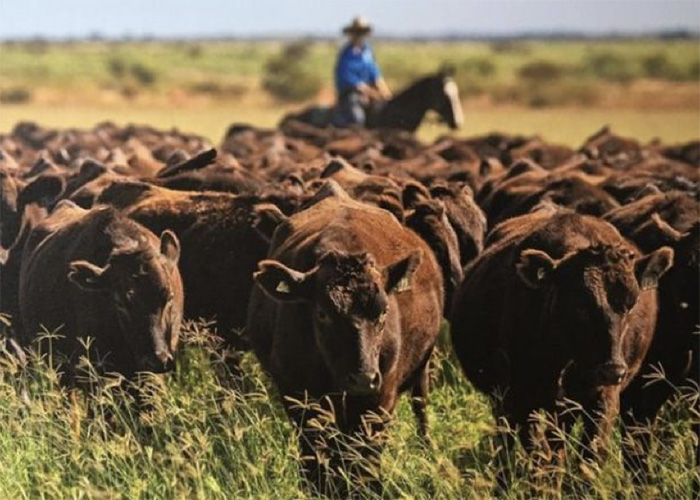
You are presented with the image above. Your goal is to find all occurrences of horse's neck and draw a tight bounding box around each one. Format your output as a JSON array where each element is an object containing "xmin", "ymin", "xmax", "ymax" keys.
[{"xmin": 372, "ymin": 80, "xmax": 432, "ymax": 132}]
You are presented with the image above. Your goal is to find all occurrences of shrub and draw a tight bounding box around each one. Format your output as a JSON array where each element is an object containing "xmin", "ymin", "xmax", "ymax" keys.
[
  {"xmin": 130, "ymin": 63, "xmax": 157, "ymax": 86},
  {"xmin": 107, "ymin": 57, "xmax": 127, "ymax": 79},
  {"xmin": 524, "ymin": 80, "xmax": 600, "ymax": 108},
  {"xmin": 583, "ymin": 52, "xmax": 637, "ymax": 84},
  {"xmin": 447, "ymin": 57, "xmax": 497, "ymax": 99},
  {"xmin": 454, "ymin": 76, "xmax": 488, "ymax": 99},
  {"xmin": 640, "ymin": 53, "xmax": 686, "ymax": 80},
  {"xmin": 23, "ymin": 38, "xmax": 48, "ymax": 54},
  {"xmin": 380, "ymin": 58, "xmax": 424, "ymax": 89},
  {"xmin": 262, "ymin": 42, "xmax": 322, "ymax": 102},
  {"xmin": 641, "ymin": 54, "xmax": 700, "ymax": 82},
  {"xmin": 0, "ymin": 87, "xmax": 32, "ymax": 104},
  {"xmin": 459, "ymin": 57, "xmax": 496, "ymax": 78},
  {"xmin": 120, "ymin": 84, "xmax": 138, "ymax": 99},
  {"xmin": 489, "ymin": 78, "xmax": 599, "ymax": 108},
  {"xmin": 687, "ymin": 60, "xmax": 700, "ymax": 81},
  {"xmin": 187, "ymin": 44, "xmax": 203, "ymax": 59},
  {"xmin": 490, "ymin": 83, "xmax": 525, "ymax": 105},
  {"xmin": 489, "ymin": 40, "xmax": 531, "ymax": 54},
  {"xmin": 518, "ymin": 60, "xmax": 566, "ymax": 83},
  {"xmin": 188, "ymin": 80, "xmax": 248, "ymax": 98}
]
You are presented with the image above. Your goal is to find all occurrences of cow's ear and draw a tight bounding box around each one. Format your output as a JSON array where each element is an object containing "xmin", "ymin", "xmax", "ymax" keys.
[
  {"xmin": 384, "ymin": 250, "xmax": 422, "ymax": 294},
  {"xmin": 635, "ymin": 246, "xmax": 674, "ymax": 290},
  {"xmin": 650, "ymin": 213, "xmax": 684, "ymax": 241},
  {"xmin": 68, "ymin": 260, "xmax": 109, "ymax": 292},
  {"xmin": 160, "ymin": 230, "xmax": 180, "ymax": 263},
  {"xmin": 252, "ymin": 204, "xmax": 287, "ymax": 243},
  {"xmin": 516, "ymin": 249, "xmax": 557, "ymax": 289},
  {"xmin": 254, "ymin": 260, "xmax": 317, "ymax": 302}
]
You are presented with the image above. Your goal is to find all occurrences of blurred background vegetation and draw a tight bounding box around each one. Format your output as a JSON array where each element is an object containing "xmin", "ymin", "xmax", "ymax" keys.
[{"xmin": 0, "ymin": 38, "xmax": 698, "ymax": 144}]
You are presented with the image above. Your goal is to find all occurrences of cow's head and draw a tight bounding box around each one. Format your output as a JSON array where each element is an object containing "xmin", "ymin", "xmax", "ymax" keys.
[
  {"xmin": 68, "ymin": 228, "xmax": 184, "ymax": 374},
  {"xmin": 405, "ymin": 200, "xmax": 459, "ymax": 314},
  {"xmin": 637, "ymin": 215, "xmax": 700, "ymax": 337},
  {"xmin": 255, "ymin": 249, "xmax": 422, "ymax": 395},
  {"xmin": 516, "ymin": 242, "xmax": 673, "ymax": 386}
]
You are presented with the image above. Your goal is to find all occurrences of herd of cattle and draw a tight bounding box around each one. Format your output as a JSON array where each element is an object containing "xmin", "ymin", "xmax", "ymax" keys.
[{"xmin": 0, "ymin": 119, "xmax": 698, "ymax": 491}]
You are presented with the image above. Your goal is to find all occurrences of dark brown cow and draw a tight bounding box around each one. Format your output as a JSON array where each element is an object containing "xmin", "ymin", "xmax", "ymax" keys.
[
  {"xmin": 98, "ymin": 181, "xmax": 286, "ymax": 350},
  {"xmin": 320, "ymin": 156, "xmax": 370, "ymax": 188},
  {"xmin": 659, "ymin": 140, "xmax": 700, "ymax": 167},
  {"xmin": 247, "ymin": 186, "xmax": 443, "ymax": 493},
  {"xmin": 404, "ymin": 199, "xmax": 462, "ymax": 315},
  {"xmin": 350, "ymin": 175, "xmax": 405, "ymax": 222},
  {"xmin": 0, "ymin": 165, "xmax": 21, "ymax": 249},
  {"xmin": 450, "ymin": 208, "xmax": 673, "ymax": 468},
  {"xmin": 18, "ymin": 202, "xmax": 184, "ymax": 379},
  {"xmin": 509, "ymin": 137, "xmax": 576, "ymax": 170},
  {"xmin": 601, "ymin": 162, "xmax": 698, "ymax": 204},
  {"xmin": 428, "ymin": 181, "xmax": 487, "ymax": 266},
  {"xmin": 605, "ymin": 191, "xmax": 700, "ymax": 475},
  {"xmin": 481, "ymin": 161, "xmax": 620, "ymax": 229},
  {"xmin": 580, "ymin": 126, "xmax": 646, "ymax": 168}
]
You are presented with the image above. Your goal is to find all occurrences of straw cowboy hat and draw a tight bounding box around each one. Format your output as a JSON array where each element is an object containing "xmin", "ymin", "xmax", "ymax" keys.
[{"xmin": 342, "ymin": 17, "xmax": 372, "ymax": 35}]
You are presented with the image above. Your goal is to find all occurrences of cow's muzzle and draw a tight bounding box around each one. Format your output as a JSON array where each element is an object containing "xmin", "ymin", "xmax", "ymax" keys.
[
  {"xmin": 344, "ymin": 371, "xmax": 382, "ymax": 395},
  {"xmin": 596, "ymin": 361, "xmax": 628, "ymax": 386}
]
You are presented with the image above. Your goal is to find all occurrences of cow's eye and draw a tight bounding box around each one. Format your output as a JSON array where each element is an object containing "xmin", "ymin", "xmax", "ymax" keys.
[
  {"xmin": 125, "ymin": 289, "xmax": 136, "ymax": 301},
  {"xmin": 316, "ymin": 309, "xmax": 331, "ymax": 323}
]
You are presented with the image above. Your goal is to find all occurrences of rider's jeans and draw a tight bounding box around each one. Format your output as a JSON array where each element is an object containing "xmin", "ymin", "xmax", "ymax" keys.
[{"xmin": 334, "ymin": 90, "xmax": 366, "ymax": 126}]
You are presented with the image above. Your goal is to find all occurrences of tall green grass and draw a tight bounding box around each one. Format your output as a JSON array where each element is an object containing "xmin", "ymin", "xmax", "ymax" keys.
[{"xmin": 0, "ymin": 320, "xmax": 696, "ymax": 498}]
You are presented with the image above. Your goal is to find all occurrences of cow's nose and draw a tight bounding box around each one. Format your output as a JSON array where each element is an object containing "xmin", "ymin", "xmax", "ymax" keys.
[
  {"xmin": 345, "ymin": 371, "xmax": 382, "ymax": 394},
  {"xmin": 155, "ymin": 349, "xmax": 173, "ymax": 366},
  {"xmin": 598, "ymin": 362, "xmax": 627, "ymax": 385}
]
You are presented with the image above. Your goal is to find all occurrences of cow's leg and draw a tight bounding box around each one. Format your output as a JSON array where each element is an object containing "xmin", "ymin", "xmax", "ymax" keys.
[
  {"xmin": 283, "ymin": 394, "xmax": 335, "ymax": 495},
  {"xmin": 575, "ymin": 386, "xmax": 621, "ymax": 469},
  {"xmin": 410, "ymin": 353, "xmax": 432, "ymax": 443},
  {"xmin": 491, "ymin": 393, "xmax": 520, "ymax": 494},
  {"xmin": 411, "ymin": 367, "xmax": 430, "ymax": 441},
  {"xmin": 620, "ymin": 377, "xmax": 672, "ymax": 484},
  {"xmin": 286, "ymin": 393, "xmax": 388, "ymax": 497}
]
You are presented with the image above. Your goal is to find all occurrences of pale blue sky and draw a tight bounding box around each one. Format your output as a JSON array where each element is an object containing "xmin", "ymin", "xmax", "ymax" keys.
[{"xmin": 0, "ymin": 0, "xmax": 698, "ymax": 39}]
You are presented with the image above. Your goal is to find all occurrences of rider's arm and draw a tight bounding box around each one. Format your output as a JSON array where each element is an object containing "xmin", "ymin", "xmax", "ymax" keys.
[
  {"xmin": 374, "ymin": 77, "xmax": 392, "ymax": 99},
  {"xmin": 366, "ymin": 46, "xmax": 391, "ymax": 99}
]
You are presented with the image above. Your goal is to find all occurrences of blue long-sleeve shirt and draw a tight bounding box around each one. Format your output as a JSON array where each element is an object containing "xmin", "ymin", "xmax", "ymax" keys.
[{"xmin": 335, "ymin": 43, "xmax": 381, "ymax": 94}]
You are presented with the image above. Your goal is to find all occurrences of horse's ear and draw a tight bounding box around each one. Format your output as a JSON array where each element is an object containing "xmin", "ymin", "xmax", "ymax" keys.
[{"xmin": 439, "ymin": 64, "xmax": 456, "ymax": 77}]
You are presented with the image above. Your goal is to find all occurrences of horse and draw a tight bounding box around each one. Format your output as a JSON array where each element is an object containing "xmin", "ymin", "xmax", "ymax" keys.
[{"xmin": 280, "ymin": 68, "xmax": 464, "ymax": 133}]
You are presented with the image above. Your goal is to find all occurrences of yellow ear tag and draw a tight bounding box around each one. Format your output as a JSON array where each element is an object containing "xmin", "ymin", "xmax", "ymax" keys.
[{"xmin": 276, "ymin": 281, "xmax": 291, "ymax": 294}]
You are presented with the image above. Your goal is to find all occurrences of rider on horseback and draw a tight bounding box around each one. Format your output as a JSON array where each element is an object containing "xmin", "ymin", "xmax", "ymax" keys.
[{"xmin": 334, "ymin": 17, "xmax": 392, "ymax": 127}]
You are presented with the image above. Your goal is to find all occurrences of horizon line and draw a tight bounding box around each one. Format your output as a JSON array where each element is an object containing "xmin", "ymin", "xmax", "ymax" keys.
[{"xmin": 1, "ymin": 28, "xmax": 698, "ymax": 43}]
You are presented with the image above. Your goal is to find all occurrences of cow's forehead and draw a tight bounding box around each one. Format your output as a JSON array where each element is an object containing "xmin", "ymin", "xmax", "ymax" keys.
[
  {"xmin": 582, "ymin": 263, "xmax": 638, "ymax": 310},
  {"xmin": 325, "ymin": 278, "xmax": 387, "ymax": 319}
]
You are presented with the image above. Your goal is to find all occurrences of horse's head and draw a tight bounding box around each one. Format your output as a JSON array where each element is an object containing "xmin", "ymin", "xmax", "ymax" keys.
[{"xmin": 429, "ymin": 67, "xmax": 464, "ymax": 130}]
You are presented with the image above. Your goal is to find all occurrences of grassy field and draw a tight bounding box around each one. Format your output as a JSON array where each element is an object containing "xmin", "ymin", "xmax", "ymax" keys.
[
  {"xmin": 1, "ymin": 39, "xmax": 698, "ymax": 146},
  {"xmin": 0, "ymin": 322, "xmax": 696, "ymax": 499},
  {"xmin": 1, "ymin": 39, "xmax": 698, "ymax": 99}
]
